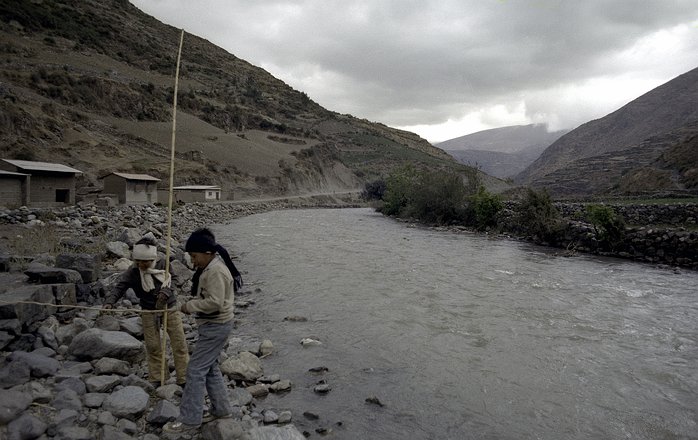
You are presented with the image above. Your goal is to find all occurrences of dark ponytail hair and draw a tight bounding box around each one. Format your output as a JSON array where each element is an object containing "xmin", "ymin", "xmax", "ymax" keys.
[{"xmin": 188, "ymin": 229, "xmax": 243, "ymax": 294}]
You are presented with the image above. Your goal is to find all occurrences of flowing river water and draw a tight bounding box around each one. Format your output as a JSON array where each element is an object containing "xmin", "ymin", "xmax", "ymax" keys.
[{"xmin": 214, "ymin": 208, "xmax": 698, "ymax": 440}]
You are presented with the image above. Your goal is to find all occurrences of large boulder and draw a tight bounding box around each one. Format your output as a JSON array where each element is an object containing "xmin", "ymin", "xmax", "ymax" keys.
[
  {"xmin": 221, "ymin": 351, "xmax": 263, "ymax": 381},
  {"xmin": 0, "ymin": 389, "xmax": 33, "ymax": 425},
  {"xmin": 102, "ymin": 386, "xmax": 149, "ymax": 420},
  {"xmin": 7, "ymin": 350, "xmax": 60, "ymax": 378},
  {"xmin": 24, "ymin": 262, "xmax": 82, "ymax": 284},
  {"xmin": 68, "ymin": 329, "xmax": 143, "ymax": 362},
  {"xmin": 55, "ymin": 253, "xmax": 102, "ymax": 283},
  {"xmin": 0, "ymin": 285, "xmax": 55, "ymax": 330}
]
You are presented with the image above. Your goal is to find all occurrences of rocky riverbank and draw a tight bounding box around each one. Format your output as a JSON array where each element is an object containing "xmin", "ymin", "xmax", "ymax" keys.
[{"xmin": 0, "ymin": 194, "xmax": 364, "ymax": 440}]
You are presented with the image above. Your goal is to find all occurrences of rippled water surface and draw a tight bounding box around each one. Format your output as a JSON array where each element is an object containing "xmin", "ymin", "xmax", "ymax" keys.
[{"xmin": 215, "ymin": 208, "xmax": 698, "ymax": 440}]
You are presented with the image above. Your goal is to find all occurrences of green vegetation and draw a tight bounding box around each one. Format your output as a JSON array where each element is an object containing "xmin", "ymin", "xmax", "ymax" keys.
[
  {"xmin": 513, "ymin": 188, "xmax": 563, "ymax": 243},
  {"xmin": 378, "ymin": 165, "xmax": 502, "ymax": 227},
  {"xmin": 585, "ymin": 204, "xmax": 625, "ymax": 250},
  {"xmin": 469, "ymin": 186, "xmax": 503, "ymax": 230}
]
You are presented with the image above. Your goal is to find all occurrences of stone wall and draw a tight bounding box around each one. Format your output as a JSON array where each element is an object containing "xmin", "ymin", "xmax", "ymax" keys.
[{"xmin": 499, "ymin": 201, "xmax": 698, "ymax": 270}]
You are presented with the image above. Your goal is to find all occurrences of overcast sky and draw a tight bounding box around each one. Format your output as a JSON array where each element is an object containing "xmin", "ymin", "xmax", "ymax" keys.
[{"xmin": 131, "ymin": 0, "xmax": 698, "ymax": 143}]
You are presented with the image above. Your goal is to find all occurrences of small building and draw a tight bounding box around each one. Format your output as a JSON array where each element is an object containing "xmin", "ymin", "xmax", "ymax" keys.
[
  {"xmin": 0, "ymin": 159, "xmax": 82, "ymax": 206},
  {"xmin": 159, "ymin": 185, "xmax": 222, "ymax": 203},
  {"xmin": 0, "ymin": 170, "xmax": 30, "ymax": 207},
  {"xmin": 102, "ymin": 172, "xmax": 160, "ymax": 205}
]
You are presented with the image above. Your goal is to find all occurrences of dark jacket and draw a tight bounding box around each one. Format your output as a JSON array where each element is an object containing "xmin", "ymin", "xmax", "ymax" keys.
[{"xmin": 106, "ymin": 261, "xmax": 176, "ymax": 310}]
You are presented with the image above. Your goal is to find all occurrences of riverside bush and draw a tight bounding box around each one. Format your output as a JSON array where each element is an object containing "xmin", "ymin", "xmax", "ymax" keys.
[
  {"xmin": 379, "ymin": 165, "xmax": 470, "ymax": 224},
  {"xmin": 585, "ymin": 204, "xmax": 625, "ymax": 250},
  {"xmin": 469, "ymin": 186, "xmax": 503, "ymax": 230},
  {"xmin": 514, "ymin": 188, "xmax": 563, "ymax": 243}
]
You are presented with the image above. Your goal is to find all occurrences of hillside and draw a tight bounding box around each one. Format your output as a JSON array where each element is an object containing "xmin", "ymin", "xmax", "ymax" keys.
[
  {"xmin": 515, "ymin": 67, "xmax": 698, "ymax": 196},
  {"xmin": 0, "ymin": 0, "xmax": 489, "ymax": 200},
  {"xmin": 437, "ymin": 124, "xmax": 568, "ymax": 179}
]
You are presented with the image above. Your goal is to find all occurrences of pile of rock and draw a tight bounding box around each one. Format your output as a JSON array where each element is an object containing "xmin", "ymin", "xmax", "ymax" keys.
[{"xmin": 0, "ymin": 201, "xmax": 317, "ymax": 439}]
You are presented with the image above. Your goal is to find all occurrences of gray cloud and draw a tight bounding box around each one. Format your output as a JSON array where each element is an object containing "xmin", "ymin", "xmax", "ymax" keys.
[{"xmin": 132, "ymin": 0, "xmax": 698, "ymax": 141}]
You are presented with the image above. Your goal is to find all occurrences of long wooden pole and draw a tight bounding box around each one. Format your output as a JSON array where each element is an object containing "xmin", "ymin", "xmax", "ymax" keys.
[{"xmin": 161, "ymin": 29, "xmax": 185, "ymax": 387}]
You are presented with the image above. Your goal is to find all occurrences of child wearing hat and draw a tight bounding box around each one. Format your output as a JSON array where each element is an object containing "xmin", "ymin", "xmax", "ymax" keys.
[
  {"xmin": 104, "ymin": 236, "xmax": 189, "ymax": 387},
  {"xmin": 164, "ymin": 227, "xmax": 242, "ymax": 434}
]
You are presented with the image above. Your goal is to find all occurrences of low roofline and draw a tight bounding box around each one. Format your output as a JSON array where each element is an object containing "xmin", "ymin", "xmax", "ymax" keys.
[
  {"xmin": 104, "ymin": 172, "xmax": 161, "ymax": 182},
  {"xmin": 2, "ymin": 159, "xmax": 82, "ymax": 174}
]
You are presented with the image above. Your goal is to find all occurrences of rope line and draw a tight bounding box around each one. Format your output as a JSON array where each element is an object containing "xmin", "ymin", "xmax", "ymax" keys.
[{"xmin": 0, "ymin": 299, "xmax": 178, "ymax": 314}]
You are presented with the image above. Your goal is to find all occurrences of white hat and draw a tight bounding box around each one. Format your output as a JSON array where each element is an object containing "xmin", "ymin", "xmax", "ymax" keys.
[{"xmin": 132, "ymin": 243, "xmax": 157, "ymax": 261}]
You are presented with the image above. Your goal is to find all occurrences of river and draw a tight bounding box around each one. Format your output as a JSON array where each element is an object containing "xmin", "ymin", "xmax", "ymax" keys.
[{"xmin": 214, "ymin": 208, "xmax": 698, "ymax": 440}]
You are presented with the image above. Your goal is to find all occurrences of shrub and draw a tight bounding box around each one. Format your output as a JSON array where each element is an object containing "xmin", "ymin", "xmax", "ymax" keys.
[
  {"xmin": 379, "ymin": 165, "xmax": 470, "ymax": 224},
  {"xmin": 379, "ymin": 164, "xmax": 419, "ymax": 216},
  {"xmin": 469, "ymin": 186, "xmax": 502, "ymax": 230},
  {"xmin": 361, "ymin": 179, "xmax": 386, "ymax": 201},
  {"xmin": 585, "ymin": 204, "xmax": 625, "ymax": 250},
  {"xmin": 514, "ymin": 188, "xmax": 563, "ymax": 243}
]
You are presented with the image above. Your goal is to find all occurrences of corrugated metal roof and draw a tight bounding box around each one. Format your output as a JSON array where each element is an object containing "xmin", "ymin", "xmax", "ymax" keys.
[
  {"xmin": 2, "ymin": 159, "xmax": 82, "ymax": 174},
  {"xmin": 172, "ymin": 185, "xmax": 221, "ymax": 190},
  {"xmin": 109, "ymin": 172, "xmax": 161, "ymax": 182}
]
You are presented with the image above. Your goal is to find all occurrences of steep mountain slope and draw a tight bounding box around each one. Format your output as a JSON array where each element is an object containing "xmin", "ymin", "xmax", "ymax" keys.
[
  {"xmin": 437, "ymin": 124, "xmax": 568, "ymax": 178},
  {"xmin": 515, "ymin": 67, "xmax": 698, "ymax": 196},
  {"xmin": 0, "ymin": 0, "xmax": 483, "ymax": 199}
]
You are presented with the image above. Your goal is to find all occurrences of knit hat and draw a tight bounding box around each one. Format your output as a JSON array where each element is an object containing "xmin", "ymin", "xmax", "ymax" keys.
[
  {"xmin": 185, "ymin": 228, "xmax": 217, "ymax": 253},
  {"xmin": 132, "ymin": 243, "xmax": 157, "ymax": 260}
]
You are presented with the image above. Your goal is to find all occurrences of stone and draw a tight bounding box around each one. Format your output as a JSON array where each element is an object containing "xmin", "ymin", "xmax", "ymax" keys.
[
  {"xmin": 200, "ymin": 418, "xmax": 246, "ymax": 440},
  {"xmin": 0, "ymin": 358, "xmax": 31, "ymax": 388},
  {"xmin": 9, "ymin": 351, "xmax": 58, "ymax": 378},
  {"xmin": 300, "ymin": 338, "xmax": 321, "ymax": 346},
  {"xmin": 119, "ymin": 317, "xmax": 142, "ymax": 337},
  {"xmin": 169, "ymin": 259, "xmax": 193, "ymax": 286},
  {"xmin": 117, "ymin": 228, "xmax": 143, "ymax": 247},
  {"xmin": 116, "ymin": 418, "xmax": 138, "ymax": 435},
  {"xmin": 278, "ymin": 411, "xmax": 292, "ymax": 424},
  {"xmin": 246, "ymin": 384, "xmax": 269, "ymax": 398},
  {"xmin": 0, "ymin": 389, "xmax": 32, "ymax": 425},
  {"xmin": 246, "ymin": 425, "xmax": 307, "ymax": 440},
  {"xmin": 313, "ymin": 384, "xmax": 331, "ymax": 394},
  {"xmin": 0, "ymin": 331, "xmax": 13, "ymax": 350},
  {"xmin": 0, "ymin": 319, "xmax": 21, "ymax": 334},
  {"xmin": 24, "ymin": 262, "xmax": 83, "ymax": 284},
  {"xmin": 7, "ymin": 412, "xmax": 47, "ymax": 440},
  {"xmin": 95, "ymin": 314, "xmax": 121, "ymax": 331},
  {"xmin": 55, "ymin": 253, "xmax": 102, "ymax": 283},
  {"xmin": 36, "ymin": 325, "xmax": 59, "ymax": 350},
  {"xmin": 18, "ymin": 380, "xmax": 53, "ymax": 404},
  {"xmin": 145, "ymin": 399, "xmax": 179, "ymax": 425},
  {"xmin": 269, "ymin": 379, "xmax": 292, "ymax": 393},
  {"xmin": 97, "ymin": 411, "xmax": 117, "ymax": 426},
  {"xmin": 51, "ymin": 389, "xmax": 82, "ymax": 411},
  {"xmin": 229, "ymin": 387, "xmax": 253, "ymax": 407},
  {"xmin": 259, "ymin": 339, "xmax": 273, "ymax": 357},
  {"xmin": 55, "ymin": 376, "xmax": 86, "ymax": 395},
  {"xmin": 0, "ymin": 284, "xmax": 55, "ymax": 330},
  {"xmin": 84, "ymin": 392, "xmax": 108, "ymax": 408},
  {"xmin": 155, "ymin": 383, "xmax": 182, "ymax": 401},
  {"xmin": 101, "ymin": 425, "xmax": 136, "ymax": 440},
  {"xmin": 93, "ymin": 357, "xmax": 131, "ymax": 376},
  {"xmin": 221, "ymin": 351, "xmax": 263, "ymax": 381},
  {"xmin": 55, "ymin": 317, "xmax": 89, "ymax": 346},
  {"xmin": 263, "ymin": 410, "xmax": 279, "ymax": 424},
  {"xmin": 54, "ymin": 425, "xmax": 93, "ymax": 440},
  {"xmin": 85, "ymin": 375, "xmax": 122, "ymax": 393},
  {"xmin": 106, "ymin": 242, "xmax": 131, "ymax": 259},
  {"xmin": 113, "ymin": 258, "xmax": 133, "ymax": 272},
  {"xmin": 68, "ymin": 329, "xmax": 143, "ymax": 362},
  {"xmin": 102, "ymin": 386, "xmax": 149, "ymax": 420}
]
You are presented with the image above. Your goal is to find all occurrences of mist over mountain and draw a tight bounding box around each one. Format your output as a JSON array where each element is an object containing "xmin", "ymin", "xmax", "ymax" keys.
[
  {"xmin": 437, "ymin": 124, "xmax": 568, "ymax": 178},
  {"xmin": 515, "ymin": 67, "xmax": 698, "ymax": 196}
]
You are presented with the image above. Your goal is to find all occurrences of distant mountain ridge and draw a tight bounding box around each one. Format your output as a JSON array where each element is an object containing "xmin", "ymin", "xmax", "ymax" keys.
[
  {"xmin": 437, "ymin": 124, "xmax": 568, "ymax": 178},
  {"xmin": 516, "ymin": 67, "xmax": 698, "ymax": 196}
]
